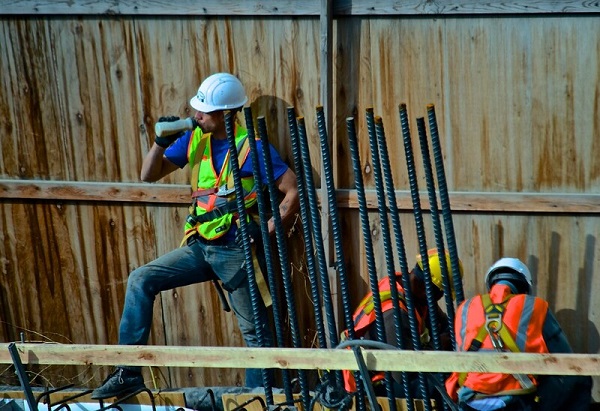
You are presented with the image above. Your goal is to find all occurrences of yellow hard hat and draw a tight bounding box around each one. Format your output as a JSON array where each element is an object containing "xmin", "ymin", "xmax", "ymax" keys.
[{"xmin": 415, "ymin": 248, "xmax": 464, "ymax": 297}]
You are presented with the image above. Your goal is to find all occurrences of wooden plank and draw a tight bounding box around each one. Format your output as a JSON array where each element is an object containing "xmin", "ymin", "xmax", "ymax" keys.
[
  {"xmin": 0, "ymin": 1, "xmax": 321, "ymax": 16},
  {"xmin": 319, "ymin": 0, "xmax": 340, "ymax": 343},
  {"xmin": 335, "ymin": 189, "xmax": 600, "ymax": 213},
  {"xmin": 3, "ymin": 180, "xmax": 600, "ymax": 213},
  {"xmin": 0, "ymin": 180, "xmax": 190, "ymax": 204},
  {"xmin": 335, "ymin": 0, "xmax": 600, "ymax": 15},
  {"xmin": 1, "ymin": 344, "xmax": 600, "ymax": 376},
  {"xmin": 2, "ymin": 1, "xmax": 599, "ymax": 16}
]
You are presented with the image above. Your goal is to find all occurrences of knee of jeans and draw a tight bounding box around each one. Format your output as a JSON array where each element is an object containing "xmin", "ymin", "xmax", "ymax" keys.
[{"xmin": 127, "ymin": 266, "xmax": 156, "ymax": 295}]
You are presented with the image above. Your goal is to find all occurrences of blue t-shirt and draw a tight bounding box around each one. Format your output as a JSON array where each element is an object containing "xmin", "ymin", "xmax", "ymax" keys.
[
  {"xmin": 165, "ymin": 130, "xmax": 289, "ymax": 184},
  {"xmin": 164, "ymin": 130, "xmax": 290, "ymax": 241}
]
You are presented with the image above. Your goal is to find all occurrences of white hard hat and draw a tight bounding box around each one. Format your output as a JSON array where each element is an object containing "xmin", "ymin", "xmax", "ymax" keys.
[
  {"xmin": 189, "ymin": 73, "xmax": 248, "ymax": 113},
  {"xmin": 485, "ymin": 257, "xmax": 533, "ymax": 294}
]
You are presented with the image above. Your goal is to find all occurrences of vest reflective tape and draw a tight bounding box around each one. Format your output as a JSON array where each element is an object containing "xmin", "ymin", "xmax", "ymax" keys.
[
  {"xmin": 342, "ymin": 275, "xmax": 426, "ymax": 393},
  {"xmin": 183, "ymin": 125, "xmax": 256, "ymax": 240},
  {"xmin": 447, "ymin": 284, "xmax": 549, "ymax": 399}
]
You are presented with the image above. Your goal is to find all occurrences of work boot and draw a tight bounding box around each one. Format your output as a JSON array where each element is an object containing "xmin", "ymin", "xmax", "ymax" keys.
[{"xmin": 91, "ymin": 367, "xmax": 145, "ymax": 400}]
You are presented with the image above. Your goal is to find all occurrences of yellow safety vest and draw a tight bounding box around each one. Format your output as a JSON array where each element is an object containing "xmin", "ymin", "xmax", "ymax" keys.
[{"xmin": 183, "ymin": 125, "xmax": 256, "ymax": 241}]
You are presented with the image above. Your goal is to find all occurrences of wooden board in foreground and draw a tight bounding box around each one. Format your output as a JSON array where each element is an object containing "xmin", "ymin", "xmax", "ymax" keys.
[{"xmin": 2, "ymin": 344, "xmax": 600, "ymax": 377}]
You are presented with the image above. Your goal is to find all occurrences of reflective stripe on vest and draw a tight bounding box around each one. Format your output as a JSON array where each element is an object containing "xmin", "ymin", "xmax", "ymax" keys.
[
  {"xmin": 183, "ymin": 125, "xmax": 257, "ymax": 240},
  {"xmin": 343, "ymin": 275, "xmax": 427, "ymax": 393},
  {"xmin": 449, "ymin": 284, "xmax": 549, "ymax": 397}
]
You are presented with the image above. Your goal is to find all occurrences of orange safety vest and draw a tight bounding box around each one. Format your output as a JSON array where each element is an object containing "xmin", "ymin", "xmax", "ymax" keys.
[
  {"xmin": 343, "ymin": 275, "xmax": 427, "ymax": 392},
  {"xmin": 445, "ymin": 284, "xmax": 549, "ymax": 401}
]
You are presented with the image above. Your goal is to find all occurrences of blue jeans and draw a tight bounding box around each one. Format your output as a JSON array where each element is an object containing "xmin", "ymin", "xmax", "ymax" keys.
[{"xmin": 118, "ymin": 236, "xmax": 272, "ymax": 388}]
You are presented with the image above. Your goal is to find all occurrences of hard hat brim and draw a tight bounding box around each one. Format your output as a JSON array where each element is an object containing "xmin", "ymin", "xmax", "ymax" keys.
[
  {"xmin": 189, "ymin": 95, "xmax": 248, "ymax": 113},
  {"xmin": 190, "ymin": 96, "xmax": 216, "ymax": 113}
]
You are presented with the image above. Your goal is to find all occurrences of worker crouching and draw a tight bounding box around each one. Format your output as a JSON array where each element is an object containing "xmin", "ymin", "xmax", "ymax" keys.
[{"xmin": 445, "ymin": 257, "xmax": 592, "ymax": 411}]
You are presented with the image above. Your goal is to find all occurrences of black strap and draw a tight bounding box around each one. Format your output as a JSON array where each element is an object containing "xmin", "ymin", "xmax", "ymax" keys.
[{"xmin": 188, "ymin": 201, "xmax": 239, "ymax": 225}]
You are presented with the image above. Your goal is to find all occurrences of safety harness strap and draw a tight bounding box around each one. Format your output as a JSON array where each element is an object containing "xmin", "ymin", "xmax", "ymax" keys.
[
  {"xmin": 190, "ymin": 134, "xmax": 210, "ymax": 192},
  {"xmin": 188, "ymin": 201, "xmax": 239, "ymax": 225},
  {"xmin": 459, "ymin": 293, "xmax": 536, "ymax": 394}
]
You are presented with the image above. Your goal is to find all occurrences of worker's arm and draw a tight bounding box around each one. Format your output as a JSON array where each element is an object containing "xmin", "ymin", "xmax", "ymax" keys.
[
  {"xmin": 268, "ymin": 168, "xmax": 299, "ymax": 235},
  {"xmin": 140, "ymin": 144, "xmax": 180, "ymax": 182},
  {"xmin": 542, "ymin": 309, "xmax": 573, "ymax": 353}
]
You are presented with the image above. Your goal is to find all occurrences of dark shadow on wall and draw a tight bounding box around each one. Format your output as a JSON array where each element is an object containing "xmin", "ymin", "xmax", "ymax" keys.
[
  {"xmin": 530, "ymin": 233, "xmax": 599, "ymax": 354},
  {"xmin": 335, "ymin": 17, "xmax": 363, "ymax": 189},
  {"xmin": 249, "ymin": 95, "xmax": 297, "ymax": 167},
  {"xmin": 554, "ymin": 234, "xmax": 600, "ymax": 354}
]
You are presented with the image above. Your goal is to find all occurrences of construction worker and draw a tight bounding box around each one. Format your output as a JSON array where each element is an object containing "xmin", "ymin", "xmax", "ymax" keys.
[
  {"xmin": 445, "ymin": 257, "xmax": 592, "ymax": 411},
  {"xmin": 342, "ymin": 249, "xmax": 463, "ymax": 397},
  {"xmin": 91, "ymin": 73, "xmax": 299, "ymax": 399}
]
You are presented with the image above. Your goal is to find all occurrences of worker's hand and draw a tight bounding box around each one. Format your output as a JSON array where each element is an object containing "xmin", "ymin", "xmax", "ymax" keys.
[
  {"xmin": 235, "ymin": 220, "xmax": 263, "ymax": 247},
  {"xmin": 155, "ymin": 116, "xmax": 184, "ymax": 148}
]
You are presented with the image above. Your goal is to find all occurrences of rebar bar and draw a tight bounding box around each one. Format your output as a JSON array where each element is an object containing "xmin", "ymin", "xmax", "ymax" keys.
[
  {"xmin": 416, "ymin": 116, "xmax": 457, "ymax": 350},
  {"xmin": 243, "ymin": 107, "xmax": 292, "ymax": 400},
  {"xmin": 286, "ymin": 108, "xmax": 328, "ymax": 351},
  {"xmin": 426, "ymin": 104, "xmax": 465, "ymax": 305},
  {"xmin": 364, "ymin": 111, "xmax": 398, "ymax": 410},
  {"xmin": 257, "ymin": 116, "xmax": 310, "ymax": 407},
  {"xmin": 315, "ymin": 106, "xmax": 355, "ymax": 336},
  {"xmin": 296, "ymin": 116, "xmax": 342, "ymax": 385},
  {"xmin": 224, "ymin": 111, "xmax": 273, "ymax": 402},
  {"xmin": 345, "ymin": 115, "xmax": 395, "ymax": 411},
  {"xmin": 398, "ymin": 105, "xmax": 435, "ymax": 410}
]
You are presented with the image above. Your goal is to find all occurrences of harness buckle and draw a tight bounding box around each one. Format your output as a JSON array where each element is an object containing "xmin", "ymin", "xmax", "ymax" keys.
[
  {"xmin": 485, "ymin": 311, "xmax": 504, "ymax": 350},
  {"xmin": 217, "ymin": 185, "xmax": 235, "ymax": 197},
  {"xmin": 485, "ymin": 312, "xmax": 503, "ymax": 333}
]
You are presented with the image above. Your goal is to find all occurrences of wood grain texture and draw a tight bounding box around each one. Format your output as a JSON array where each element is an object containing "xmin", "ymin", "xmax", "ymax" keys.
[
  {"xmin": 2, "ymin": 10, "xmax": 600, "ymax": 398},
  {"xmin": 2, "ymin": 1, "xmax": 599, "ymax": 16},
  {"xmin": 4, "ymin": 180, "xmax": 600, "ymax": 213},
  {"xmin": 2, "ymin": 343, "xmax": 600, "ymax": 376}
]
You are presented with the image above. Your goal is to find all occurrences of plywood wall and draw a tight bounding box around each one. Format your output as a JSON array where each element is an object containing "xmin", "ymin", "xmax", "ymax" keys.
[{"xmin": 1, "ymin": 2, "xmax": 599, "ymax": 397}]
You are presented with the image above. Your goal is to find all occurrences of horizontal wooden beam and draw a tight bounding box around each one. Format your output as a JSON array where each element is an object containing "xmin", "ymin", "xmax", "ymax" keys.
[
  {"xmin": 337, "ymin": 1, "xmax": 600, "ymax": 15},
  {"xmin": 335, "ymin": 189, "xmax": 600, "ymax": 214},
  {"xmin": 0, "ymin": 179, "xmax": 190, "ymax": 205},
  {"xmin": 2, "ymin": 179, "xmax": 600, "ymax": 214},
  {"xmin": 1, "ymin": 1, "xmax": 598, "ymax": 16},
  {"xmin": 1, "ymin": 344, "xmax": 599, "ymax": 376}
]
